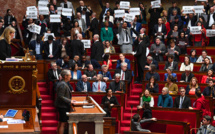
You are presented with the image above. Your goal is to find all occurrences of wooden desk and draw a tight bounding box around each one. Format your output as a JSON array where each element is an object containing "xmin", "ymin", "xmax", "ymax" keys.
[
  {"xmin": 124, "ymin": 131, "xmax": 165, "ymax": 134},
  {"xmin": 67, "ymin": 96, "xmax": 106, "ymax": 134},
  {"xmin": 0, "ymin": 108, "xmax": 40, "ymax": 134}
]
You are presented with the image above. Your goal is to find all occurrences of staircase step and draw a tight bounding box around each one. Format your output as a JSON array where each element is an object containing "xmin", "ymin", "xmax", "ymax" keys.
[
  {"xmin": 41, "ymin": 95, "xmax": 52, "ymax": 100},
  {"xmin": 38, "ymin": 82, "xmax": 47, "ymax": 88},
  {"xmin": 39, "ymin": 87, "xmax": 48, "ymax": 95},
  {"xmin": 42, "ymin": 100, "xmax": 54, "ymax": 107},
  {"xmin": 121, "ymin": 120, "xmax": 131, "ymax": 127},
  {"xmin": 123, "ymin": 113, "xmax": 137, "ymax": 120},
  {"xmin": 41, "ymin": 127, "xmax": 57, "ymax": 134},
  {"xmin": 124, "ymin": 107, "xmax": 138, "ymax": 113},
  {"xmin": 42, "ymin": 120, "xmax": 58, "ymax": 127},
  {"xmin": 41, "ymin": 112, "xmax": 57, "ymax": 120},
  {"xmin": 120, "ymin": 127, "xmax": 130, "ymax": 133},
  {"xmin": 128, "ymin": 95, "xmax": 140, "ymax": 100},
  {"xmin": 42, "ymin": 107, "xmax": 56, "ymax": 113},
  {"xmin": 127, "ymin": 101, "xmax": 139, "ymax": 107}
]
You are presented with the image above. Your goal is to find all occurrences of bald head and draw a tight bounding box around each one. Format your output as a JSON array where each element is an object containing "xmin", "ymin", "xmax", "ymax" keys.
[{"xmin": 77, "ymin": 33, "xmax": 82, "ymax": 40}]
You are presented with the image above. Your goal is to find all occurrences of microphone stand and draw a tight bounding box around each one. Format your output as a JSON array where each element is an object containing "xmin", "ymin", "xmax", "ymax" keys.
[{"xmin": 130, "ymin": 105, "xmax": 133, "ymax": 131}]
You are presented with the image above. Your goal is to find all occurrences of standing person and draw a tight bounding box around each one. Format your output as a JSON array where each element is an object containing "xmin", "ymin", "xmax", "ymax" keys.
[
  {"xmin": 0, "ymin": 27, "xmax": 15, "ymax": 60},
  {"xmin": 4, "ymin": 9, "xmax": 17, "ymax": 27},
  {"xmin": 60, "ymin": 0, "xmax": 75, "ymax": 15},
  {"xmin": 91, "ymin": 34, "xmax": 104, "ymax": 61},
  {"xmin": 134, "ymin": 35, "xmax": 147, "ymax": 84},
  {"xmin": 29, "ymin": 36, "xmax": 44, "ymax": 60},
  {"xmin": 55, "ymin": 70, "xmax": 76, "ymax": 134},
  {"xmin": 150, "ymin": 37, "xmax": 166, "ymax": 61},
  {"xmin": 70, "ymin": 33, "xmax": 84, "ymax": 59},
  {"xmin": 153, "ymin": 18, "xmax": 167, "ymax": 41},
  {"xmin": 98, "ymin": 0, "xmax": 113, "ymax": 23},
  {"xmin": 44, "ymin": 36, "xmax": 59, "ymax": 59},
  {"xmin": 173, "ymin": 87, "xmax": 191, "ymax": 109},
  {"xmin": 89, "ymin": 12, "xmax": 99, "ymax": 36}
]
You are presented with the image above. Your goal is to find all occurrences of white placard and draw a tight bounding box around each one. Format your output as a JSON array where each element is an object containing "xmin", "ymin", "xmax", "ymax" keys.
[
  {"xmin": 124, "ymin": 13, "xmax": 135, "ymax": 22},
  {"xmin": 38, "ymin": 7, "xmax": 49, "ymax": 15},
  {"xmin": 50, "ymin": 14, "xmax": 61, "ymax": 23},
  {"xmin": 129, "ymin": 8, "xmax": 140, "ymax": 16},
  {"xmin": 26, "ymin": 11, "xmax": 38, "ymax": 19},
  {"xmin": 57, "ymin": 7, "xmax": 62, "ymax": 15},
  {"xmin": 193, "ymin": 5, "xmax": 204, "ymax": 13},
  {"xmin": 81, "ymin": 40, "xmax": 91, "ymax": 48},
  {"xmin": 114, "ymin": 10, "xmax": 125, "ymax": 18},
  {"xmin": 62, "ymin": 8, "xmax": 73, "ymax": 16},
  {"xmin": 44, "ymin": 33, "xmax": 55, "ymax": 41},
  {"xmin": 206, "ymin": 29, "xmax": 215, "ymax": 37},
  {"xmin": 182, "ymin": 6, "xmax": 194, "ymax": 14},
  {"xmin": 38, "ymin": 1, "xmax": 49, "ymax": 7},
  {"xmin": 190, "ymin": 26, "xmax": 202, "ymax": 34},
  {"xmin": 151, "ymin": 1, "xmax": 161, "ymax": 9},
  {"xmin": 27, "ymin": 6, "xmax": 37, "ymax": 11},
  {"xmin": 39, "ymin": 0, "xmax": 49, "ymax": 1},
  {"xmin": 27, "ymin": 24, "xmax": 41, "ymax": 34},
  {"xmin": 197, "ymin": 0, "xmax": 206, "ymax": 1},
  {"xmin": 120, "ymin": 1, "xmax": 130, "ymax": 9}
]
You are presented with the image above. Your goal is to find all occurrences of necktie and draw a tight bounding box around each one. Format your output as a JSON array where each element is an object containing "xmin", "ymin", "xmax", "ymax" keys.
[
  {"xmin": 125, "ymin": 30, "xmax": 128, "ymax": 41},
  {"xmin": 98, "ymin": 82, "xmax": 101, "ymax": 91},
  {"xmin": 179, "ymin": 97, "xmax": 183, "ymax": 109},
  {"xmin": 204, "ymin": 127, "xmax": 207, "ymax": 134},
  {"xmin": 121, "ymin": 72, "xmax": 125, "ymax": 80}
]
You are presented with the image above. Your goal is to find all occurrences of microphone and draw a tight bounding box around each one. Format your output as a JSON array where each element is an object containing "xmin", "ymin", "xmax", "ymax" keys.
[{"xmin": 130, "ymin": 105, "xmax": 133, "ymax": 132}]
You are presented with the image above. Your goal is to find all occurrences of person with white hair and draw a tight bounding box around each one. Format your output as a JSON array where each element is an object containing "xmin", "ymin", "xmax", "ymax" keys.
[
  {"xmin": 114, "ymin": 62, "xmax": 132, "ymax": 84},
  {"xmin": 92, "ymin": 74, "xmax": 107, "ymax": 92},
  {"xmin": 157, "ymin": 87, "xmax": 173, "ymax": 108},
  {"xmin": 98, "ymin": 65, "xmax": 112, "ymax": 81},
  {"xmin": 48, "ymin": 62, "xmax": 61, "ymax": 82},
  {"xmin": 109, "ymin": 73, "xmax": 126, "ymax": 93},
  {"xmin": 91, "ymin": 34, "xmax": 104, "ymax": 61},
  {"xmin": 145, "ymin": 56, "xmax": 159, "ymax": 70},
  {"xmin": 180, "ymin": 66, "xmax": 194, "ymax": 83}
]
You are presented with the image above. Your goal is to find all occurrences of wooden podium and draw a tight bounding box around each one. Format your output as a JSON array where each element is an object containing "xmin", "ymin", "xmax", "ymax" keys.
[
  {"xmin": 67, "ymin": 96, "xmax": 106, "ymax": 134},
  {"xmin": 0, "ymin": 61, "xmax": 40, "ymax": 134}
]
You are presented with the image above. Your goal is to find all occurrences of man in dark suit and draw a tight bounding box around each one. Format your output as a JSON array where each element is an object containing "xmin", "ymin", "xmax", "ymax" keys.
[
  {"xmin": 167, "ymin": 1, "xmax": 181, "ymax": 21},
  {"xmin": 203, "ymin": 79, "xmax": 215, "ymax": 97},
  {"xmin": 153, "ymin": 18, "xmax": 167, "ymax": 41},
  {"xmin": 134, "ymin": 35, "xmax": 147, "ymax": 83},
  {"xmin": 181, "ymin": 12, "xmax": 197, "ymax": 29},
  {"xmin": 91, "ymin": 34, "xmax": 104, "ymax": 61},
  {"xmin": 55, "ymin": 70, "xmax": 76, "ymax": 134},
  {"xmin": 109, "ymin": 73, "xmax": 126, "ymax": 93},
  {"xmin": 56, "ymin": 55, "xmax": 73, "ymax": 69},
  {"xmin": 164, "ymin": 55, "xmax": 178, "ymax": 71},
  {"xmin": 77, "ymin": 55, "xmax": 90, "ymax": 69},
  {"xmin": 98, "ymin": 0, "xmax": 113, "ymax": 22},
  {"xmin": 44, "ymin": 36, "xmax": 59, "ymax": 59},
  {"xmin": 207, "ymin": 7, "xmax": 215, "ymax": 28},
  {"xmin": 173, "ymin": 87, "xmax": 191, "ymax": 109},
  {"xmin": 76, "ymin": 74, "xmax": 92, "ymax": 92},
  {"xmin": 89, "ymin": 12, "xmax": 99, "ymax": 36},
  {"xmin": 131, "ymin": 16, "xmax": 142, "ymax": 40},
  {"xmin": 84, "ymin": 64, "xmax": 97, "ymax": 79},
  {"xmin": 98, "ymin": 65, "xmax": 112, "ymax": 81},
  {"xmin": 145, "ymin": 56, "xmax": 159, "ymax": 70},
  {"xmin": 86, "ymin": 56, "xmax": 101, "ymax": 69},
  {"xmin": 114, "ymin": 62, "xmax": 132, "ymax": 84},
  {"xmin": 29, "ymin": 36, "xmax": 44, "ymax": 60},
  {"xmin": 70, "ymin": 33, "xmax": 85, "ymax": 59},
  {"xmin": 180, "ymin": 66, "xmax": 194, "ymax": 83},
  {"xmin": 47, "ymin": 62, "xmax": 61, "ymax": 82},
  {"xmin": 76, "ymin": 0, "xmax": 87, "ymax": 13},
  {"xmin": 81, "ymin": 7, "xmax": 93, "ymax": 28}
]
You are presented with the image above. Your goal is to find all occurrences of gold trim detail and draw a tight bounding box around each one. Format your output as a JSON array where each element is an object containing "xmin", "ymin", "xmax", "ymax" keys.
[{"xmin": 7, "ymin": 76, "xmax": 27, "ymax": 94}]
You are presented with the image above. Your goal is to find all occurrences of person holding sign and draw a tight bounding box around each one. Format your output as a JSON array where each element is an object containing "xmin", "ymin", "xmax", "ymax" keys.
[
  {"xmin": 60, "ymin": 0, "xmax": 75, "ymax": 15},
  {"xmin": 44, "ymin": 36, "xmax": 59, "ymax": 59},
  {"xmin": 208, "ymin": 24, "xmax": 215, "ymax": 46},
  {"xmin": 153, "ymin": 18, "xmax": 167, "ymax": 41},
  {"xmin": 195, "ymin": 0, "xmax": 210, "ymax": 15},
  {"xmin": 190, "ymin": 21, "xmax": 206, "ymax": 46},
  {"xmin": 99, "ymin": 0, "xmax": 113, "ymax": 23},
  {"xmin": 165, "ymin": 40, "xmax": 181, "ymax": 62},
  {"xmin": 167, "ymin": 1, "xmax": 181, "ymax": 21},
  {"xmin": 206, "ymin": 7, "xmax": 215, "ymax": 28},
  {"xmin": 181, "ymin": 9, "xmax": 197, "ymax": 28},
  {"xmin": 176, "ymin": 31, "xmax": 189, "ymax": 54},
  {"xmin": 139, "ymin": 2, "xmax": 147, "ymax": 24}
]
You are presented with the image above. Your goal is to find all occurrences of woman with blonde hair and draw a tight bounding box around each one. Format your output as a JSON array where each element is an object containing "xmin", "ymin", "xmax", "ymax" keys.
[
  {"xmin": 186, "ymin": 77, "xmax": 200, "ymax": 95},
  {"xmin": 137, "ymin": 89, "xmax": 154, "ymax": 109},
  {"xmin": 0, "ymin": 26, "xmax": 15, "ymax": 60}
]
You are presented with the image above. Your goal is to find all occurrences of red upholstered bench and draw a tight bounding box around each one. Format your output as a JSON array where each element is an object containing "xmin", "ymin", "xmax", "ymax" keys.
[{"xmin": 187, "ymin": 47, "xmax": 204, "ymax": 55}]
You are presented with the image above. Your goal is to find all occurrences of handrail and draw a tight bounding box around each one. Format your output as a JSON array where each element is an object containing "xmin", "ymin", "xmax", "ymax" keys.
[
  {"xmin": 36, "ymin": 84, "xmax": 42, "ymax": 125},
  {"xmin": 72, "ymin": 123, "xmax": 77, "ymax": 134}
]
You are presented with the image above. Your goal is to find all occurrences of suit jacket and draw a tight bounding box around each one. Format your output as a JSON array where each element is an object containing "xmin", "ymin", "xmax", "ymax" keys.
[
  {"xmin": 84, "ymin": 70, "xmax": 97, "ymax": 78},
  {"xmin": 199, "ymin": 64, "xmax": 213, "ymax": 72},
  {"xmin": 77, "ymin": 60, "xmax": 90, "ymax": 69},
  {"xmin": 114, "ymin": 69, "xmax": 132, "ymax": 84},
  {"xmin": 47, "ymin": 69, "xmax": 61, "ymax": 82},
  {"xmin": 116, "ymin": 58, "xmax": 131, "ymax": 70},
  {"xmin": 74, "ymin": 18, "xmax": 87, "ymax": 32},
  {"xmin": 145, "ymin": 60, "xmax": 159, "ymax": 70},
  {"xmin": 58, "ymin": 43, "xmax": 70, "ymax": 58},
  {"xmin": 89, "ymin": 59, "xmax": 101, "ymax": 69},
  {"xmin": 180, "ymin": 73, "xmax": 194, "ymax": 82},
  {"xmin": 150, "ymin": 43, "xmax": 166, "ymax": 61},
  {"xmin": 76, "ymin": 80, "xmax": 92, "ymax": 92},
  {"xmin": 60, "ymin": 1, "xmax": 75, "ymax": 14},
  {"xmin": 89, "ymin": 18, "xmax": 99, "ymax": 35},
  {"xmin": 98, "ymin": 0, "xmax": 113, "ymax": 21},
  {"xmin": 91, "ymin": 41, "xmax": 104, "ymax": 61},
  {"xmin": 109, "ymin": 81, "xmax": 126, "ymax": 93},
  {"xmin": 118, "ymin": 23, "xmax": 133, "ymax": 45},
  {"xmin": 203, "ymin": 86, "xmax": 215, "ymax": 97},
  {"xmin": 164, "ymin": 61, "xmax": 179, "ymax": 71},
  {"xmin": 100, "ymin": 27, "xmax": 114, "ymax": 42},
  {"xmin": 70, "ymin": 40, "xmax": 84, "ymax": 59},
  {"xmin": 132, "ymin": 33, "xmax": 150, "ymax": 52},
  {"xmin": 29, "ymin": 40, "xmax": 44, "ymax": 56},
  {"xmin": 92, "ymin": 81, "xmax": 106, "ymax": 92},
  {"xmin": 4, "ymin": 15, "xmax": 16, "ymax": 26},
  {"xmin": 167, "ymin": 7, "xmax": 181, "ymax": 21},
  {"xmin": 131, "ymin": 119, "xmax": 151, "ymax": 132},
  {"xmin": 76, "ymin": 6, "xmax": 87, "ymax": 14},
  {"xmin": 166, "ymin": 46, "xmax": 181, "ymax": 62},
  {"xmin": 131, "ymin": 22, "xmax": 142, "ymax": 37},
  {"xmin": 56, "ymin": 59, "xmax": 72, "ymax": 69},
  {"xmin": 197, "ymin": 125, "xmax": 215, "ymax": 134},
  {"xmin": 71, "ymin": 70, "xmax": 82, "ymax": 80},
  {"xmin": 153, "ymin": 24, "xmax": 167, "ymax": 40},
  {"xmin": 55, "ymin": 81, "xmax": 72, "ymax": 108},
  {"xmin": 173, "ymin": 96, "xmax": 191, "ymax": 109},
  {"xmin": 207, "ymin": 13, "xmax": 215, "ymax": 28},
  {"xmin": 0, "ymin": 39, "xmax": 11, "ymax": 60},
  {"xmin": 82, "ymin": 10, "xmax": 93, "ymax": 27},
  {"xmin": 98, "ymin": 71, "xmax": 112, "ymax": 80},
  {"xmin": 135, "ymin": 41, "xmax": 147, "ymax": 70},
  {"xmin": 181, "ymin": 16, "xmax": 197, "ymax": 27},
  {"xmin": 44, "ymin": 41, "xmax": 59, "ymax": 59}
]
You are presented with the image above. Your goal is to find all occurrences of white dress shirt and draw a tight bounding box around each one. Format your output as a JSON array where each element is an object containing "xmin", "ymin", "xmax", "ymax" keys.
[
  {"xmin": 83, "ymin": 82, "xmax": 87, "ymax": 92},
  {"xmin": 49, "ymin": 43, "xmax": 53, "ymax": 56},
  {"xmin": 35, "ymin": 43, "xmax": 40, "ymax": 55},
  {"xmin": 78, "ymin": 19, "xmax": 83, "ymax": 31},
  {"xmin": 123, "ymin": 29, "xmax": 130, "ymax": 44},
  {"xmin": 53, "ymin": 70, "xmax": 59, "ymax": 80},
  {"xmin": 209, "ymin": 13, "xmax": 214, "ymax": 27}
]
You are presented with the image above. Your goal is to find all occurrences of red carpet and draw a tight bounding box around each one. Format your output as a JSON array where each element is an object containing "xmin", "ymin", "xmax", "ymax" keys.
[{"xmin": 38, "ymin": 82, "xmax": 58, "ymax": 134}]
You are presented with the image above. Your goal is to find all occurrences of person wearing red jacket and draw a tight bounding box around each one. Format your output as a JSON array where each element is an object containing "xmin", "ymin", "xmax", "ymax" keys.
[{"xmin": 190, "ymin": 21, "xmax": 206, "ymax": 46}]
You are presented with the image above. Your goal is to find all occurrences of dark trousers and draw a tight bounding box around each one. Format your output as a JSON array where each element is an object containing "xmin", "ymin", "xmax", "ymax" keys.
[{"xmin": 137, "ymin": 62, "xmax": 144, "ymax": 82}]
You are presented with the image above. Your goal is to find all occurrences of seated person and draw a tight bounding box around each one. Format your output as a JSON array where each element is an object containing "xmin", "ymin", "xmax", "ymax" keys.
[
  {"xmin": 157, "ymin": 87, "xmax": 173, "ymax": 108},
  {"xmin": 104, "ymin": 40, "xmax": 115, "ymax": 53},
  {"xmin": 56, "ymin": 55, "xmax": 72, "ymax": 69},
  {"xmin": 165, "ymin": 75, "xmax": 178, "ymax": 95},
  {"xmin": 109, "ymin": 73, "xmax": 126, "ymax": 93},
  {"xmin": 149, "ymin": 37, "xmax": 166, "ymax": 61},
  {"xmin": 116, "ymin": 53, "xmax": 131, "ymax": 70},
  {"xmin": 70, "ymin": 55, "xmax": 80, "ymax": 66},
  {"xmin": 196, "ymin": 115, "xmax": 215, "ymax": 134},
  {"xmin": 144, "ymin": 56, "xmax": 159, "ymax": 70},
  {"xmin": 141, "ymin": 102, "xmax": 152, "ymax": 119},
  {"xmin": 76, "ymin": 74, "xmax": 92, "ymax": 92},
  {"xmin": 101, "ymin": 89, "xmax": 119, "ymax": 117},
  {"xmin": 203, "ymin": 79, "xmax": 215, "ymax": 97},
  {"xmin": 98, "ymin": 65, "xmax": 112, "ymax": 81},
  {"xmin": 201, "ymin": 69, "xmax": 215, "ymax": 84},
  {"xmin": 77, "ymin": 55, "xmax": 90, "ymax": 69},
  {"xmin": 84, "ymin": 64, "xmax": 97, "ymax": 80},
  {"xmin": 103, "ymin": 54, "xmax": 115, "ymax": 69},
  {"xmin": 179, "ymin": 56, "xmax": 194, "ymax": 71},
  {"xmin": 186, "ymin": 77, "xmax": 200, "ymax": 95},
  {"xmin": 189, "ymin": 49, "xmax": 198, "ymax": 63},
  {"xmin": 137, "ymin": 89, "xmax": 154, "ymax": 109},
  {"xmin": 114, "ymin": 62, "xmax": 132, "ymax": 84},
  {"xmin": 164, "ymin": 67, "xmax": 177, "ymax": 81},
  {"xmin": 131, "ymin": 113, "xmax": 156, "ymax": 132},
  {"xmin": 86, "ymin": 56, "xmax": 101, "ymax": 69},
  {"xmin": 165, "ymin": 40, "xmax": 181, "ymax": 62},
  {"xmin": 48, "ymin": 62, "xmax": 61, "ymax": 82},
  {"xmin": 70, "ymin": 63, "xmax": 82, "ymax": 80},
  {"xmin": 92, "ymin": 74, "xmax": 106, "ymax": 92},
  {"xmin": 145, "ymin": 76, "xmax": 159, "ymax": 93},
  {"xmin": 164, "ymin": 54, "xmax": 178, "ymax": 71},
  {"xmin": 199, "ymin": 57, "xmax": 213, "ymax": 72},
  {"xmin": 196, "ymin": 50, "xmax": 212, "ymax": 63},
  {"xmin": 173, "ymin": 87, "xmax": 191, "ymax": 109},
  {"xmin": 180, "ymin": 66, "xmax": 194, "ymax": 83},
  {"xmin": 145, "ymin": 64, "xmax": 160, "ymax": 81}
]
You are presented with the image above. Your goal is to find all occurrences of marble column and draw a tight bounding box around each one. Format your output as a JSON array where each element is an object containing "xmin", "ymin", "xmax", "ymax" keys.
[{"xmin": 94, "ymin": 120, "xmax": 104, "ymax": 134}]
